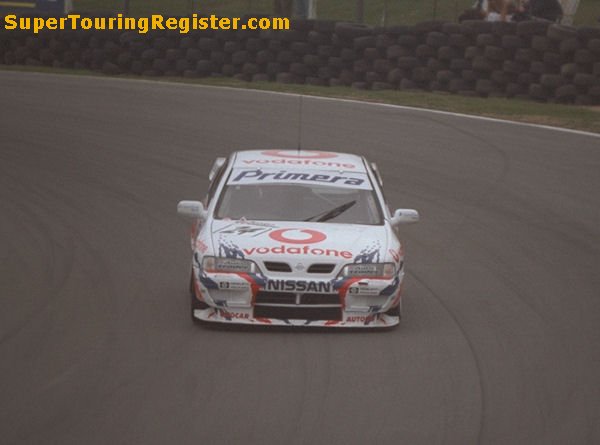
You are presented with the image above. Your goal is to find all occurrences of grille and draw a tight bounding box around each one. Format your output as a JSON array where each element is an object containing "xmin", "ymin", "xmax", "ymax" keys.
[
  {"xmin": 307, "ymin": 263, "xmax": 335, "ymax": 274},
  {"xmin": 255, "ymin": 291, "xmax": 296, "ymax": 305},
  {"xmin": 255, "ymin": 291, "xmax": 340, "ymax": 306},
  {"xmin": 264, "ymin": 261, "xmax": 292, "ymax": 272},
  {"xmin": 254, "ymin": 306, "xmax": 342, "ymax": 321},
  {"xmin": 300, "ymin": 293, "xmax": 340, "ymax": 305}
]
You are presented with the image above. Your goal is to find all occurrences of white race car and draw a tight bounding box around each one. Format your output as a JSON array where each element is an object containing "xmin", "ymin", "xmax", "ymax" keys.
[{"xmin": 178, "ymin": 150, "xmax": 419, "ymax": 328}]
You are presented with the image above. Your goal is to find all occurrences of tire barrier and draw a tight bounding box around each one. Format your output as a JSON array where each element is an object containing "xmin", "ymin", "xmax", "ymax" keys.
[{"xmin": 1, "ymin": 18, "xmax": 599, "ymax": 104}]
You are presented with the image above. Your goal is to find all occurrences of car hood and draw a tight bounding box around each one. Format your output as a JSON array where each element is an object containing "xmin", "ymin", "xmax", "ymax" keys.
[{"xmin": 209, "ymin": 219, "xmax": 389, "ymax": 267}]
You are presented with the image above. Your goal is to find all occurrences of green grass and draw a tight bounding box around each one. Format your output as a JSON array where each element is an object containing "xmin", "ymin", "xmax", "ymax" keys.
[
  {"xmin": 73, "ymin": 0, "xmax": 600, "ymax": 26},
  {"xmin": 2, "ymin": 64, "xmax": 599, "ymax": 134}
]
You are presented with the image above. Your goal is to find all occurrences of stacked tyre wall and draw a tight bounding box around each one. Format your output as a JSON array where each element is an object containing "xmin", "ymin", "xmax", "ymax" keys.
[{"xmin": 1, "ymin": 18, "xmax": 599, "ymax": 104}]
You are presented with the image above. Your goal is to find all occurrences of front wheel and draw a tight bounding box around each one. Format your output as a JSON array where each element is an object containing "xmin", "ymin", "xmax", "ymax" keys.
[
  {"xmin": 385, "ymin": 302, "xmax": 401, "ymax": 318},
  {"xmin": 190, "ymin": 270, "xmax": 208, "ymax": 323}
]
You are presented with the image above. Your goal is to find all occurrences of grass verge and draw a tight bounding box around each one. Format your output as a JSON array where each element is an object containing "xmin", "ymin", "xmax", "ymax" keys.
[{"xmin": 2, "ymin": 64, "xmax": 599, "ymax": 134}]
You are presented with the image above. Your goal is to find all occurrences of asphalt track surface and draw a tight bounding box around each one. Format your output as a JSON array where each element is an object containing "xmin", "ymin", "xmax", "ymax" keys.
[{"xmin": 1, "ymin": 71, "xmax": 599, "ymax": 445}]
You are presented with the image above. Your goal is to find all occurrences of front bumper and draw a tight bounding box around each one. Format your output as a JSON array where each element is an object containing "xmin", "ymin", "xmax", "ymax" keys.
[
  {"xmin": 193, "ymin": 307, "xmax": 400, "ymax": 328},
  {"xmin": 192, "ymin": 268, "xmax": 403, "ymax": 328}
]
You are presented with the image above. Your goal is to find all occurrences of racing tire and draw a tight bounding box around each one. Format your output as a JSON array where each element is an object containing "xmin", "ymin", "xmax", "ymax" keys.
[
  {"xmin": 190, "ymin": 271, "xmax": 208, "ymax": 324},
  {"xmin": 448, "ymin": 33, "xmax": 470, "ymax": 48},
  {"xmin": 385, "ymin": 303, "xmax": 401, "ymax": 318}
]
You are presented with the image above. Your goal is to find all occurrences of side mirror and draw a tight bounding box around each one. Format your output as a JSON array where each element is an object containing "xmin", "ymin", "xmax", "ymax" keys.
[
  {"xmin": 177, "ymin": 200, "xmax": 207, "ymax": 219},
  {"xmin": 390, "ymin": 208, "xmax": 419, "ymax": 226}
]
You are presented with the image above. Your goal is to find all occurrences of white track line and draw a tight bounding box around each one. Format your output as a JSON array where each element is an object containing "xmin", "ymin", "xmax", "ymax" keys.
[{"xmin": 10, "ymin": 70, "xmax": 600, "ymax": 139}]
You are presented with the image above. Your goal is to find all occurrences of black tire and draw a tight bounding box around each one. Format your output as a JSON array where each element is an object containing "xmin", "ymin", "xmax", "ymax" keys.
[
  {"xmin": 516, "ymin": 20, "xmax": 550, "ymax": 38},
  {"xmin": 385, "ymin": 303, "xmax": 401, "ymax": 317},
  {"xmin": 340, "ymin": 48, "xmax": 357, "ymax": 62},
  {"xmin": 317, "ymin": 45, "xmax": 335, "ymax": 58},
  {"xmin": 464, "ymin": 46, "xmax": 483, "ymax": 60},
  {"xmin": 427, "ymin": 57, "xmax": 446, "ymax": 71},
  {"xmin": 588, "ymin": 39, "xmax": 600, "ymax": 55},
  {"xmin": 397, "ymin": 56, "xmax": 419, "ymax": 69},
  {"xmin": 574, "ymin": 49, "xmax": 594, "ymax": 65},
  {"xmin": 449, "ymin": 78, "xmax": 469, "ymax": 93},
  {"xmin": 476, "ymin": 33, "xmax": 497, "ymax": 48},
  {"xmin": 165, "ymin": 48, "xmax": 181, "ymax": 61},
  {"xmin": 528, "ymin": 83, "xmax": 549, "ymax": 101},
  {"xmin": 365, "ymin": 71, "xmax": 382, "ymax": 83},
  {"xmin": 252, "ymin": 73, "xmax": 270, "ymax": 82},
  {"xmin": 436, "ymin": 70, "xmax": 454, "ymax": 84},
  {"xmin": 354, "ymin": 35, "xmax": 377, "ymax": 51},
  {"xmin": 531, "ymin": 35, "xmax": 552, "ymax": 53},
  {"xmin": 573, "ymin": 73, "xmax": 597, "ymax": 87},
  {"xmin": 371, "ymin": 81, "xmax": 392, "ymax": 91},
  {"xmin": 415, "ymin": 44, "xmax": 435, "ymax": 58},
  {"xmin": 560, "ymin": 63, "xmax": 578, "ymax": 78},
  {"xmin": 542, "ymin": 51, "xmax": 563, "ymax": 67},
  {"xmin": 577, "ymin": 26, "xmax": 600, "ymax": 41},
  {"xmin": 559, "ymin": 38, "xmax": 580, "ymax": 55},
  {"xmin": 501, "ymin": 35, "xmax": 526, "ymax": 50},
  {"xmin": 185, "ymin": 48, "xmax": 201, "ymax": 62},
  {"xmin": 547, "ymin": 24, "xmax": 577, "ymax": 42},
  {"xmin": 399, "ymin": 78, "xmax": 418, "ymax": 90},
  {"xmin": 387, "ymin": 67, "xmax": 407, "ymax": 84},
  {"xmin": 196, "ymin": 60, "xmax": 216, "ymax": 76},
  {"xmin": 449, "ymin": 58, "xmax": 470, "ymax": 71},
  {"xmin": 242, "ymin": 62, "xmax": 259, "ymax": 76},
  {"xmin": 491, "ymin": 21, "xmax": 517, "ymax": 37},
  {"xmin": 307, "ymin": 30, "xmax": 330, "ymax": 46},
  {"xmin": 302, "ymin": 54, "xmax": 322, "ymax": 67},
  {"xmin": 99, "ymin": 59, "xmax": 119, "ymax": 74},
  {"xmin": 515, "ymin": 48, "xmax": 537, "ymax": 63},
  {"xmin": 197, "ymin": 38, "xmax": 217, "ymax": 51},
  {"xmin": 437, "ymin": 46, "xmax": 457, "ymax": 61},
  {"xmin": 373, "ymin": 58, "xmax": 391, "ymax": 73},
  {"xmin": 190, "ymin": 271, "xmax": 208, "ymax": 323},
  {"xmin": 554, "ymin": 84, "xmax": 577, "ymax": 101},
  {"xmin": 256, "ymin": 49, "xmax": 274, "ymax": 65},
  {"xmin": 426, "ymin": 31, "xmax": 446, "ymax": 48},
  {"xmin": 448, "ymin": 33, "xmax": 470, "ymax": 48},
  {"xmin": 412, "ymin": 66, "xmax": 433, "ymax": 83},
  {"xmin": 484, "ymin": 45, "xmax": 507, "ymax": 61},
  {"xmin": 529, "ymin": 61, "xmax": 549, "ymax": 75},
  {"xmin": 442, "ymin": 23, "xmax": 462, "ymax": 34},
  {"xmin": 363, "ymin": 48, "xmax": 380, "ymax": 61},
  {"xmin": 335, "ymin": 22, "xmax": 373, "ymax": 40},
  {"xmin": 179, "ymin": 36, "xmax": 196, "ymax": 50},
  {"xmin": 503, "ymin": 60, "xmax": 526, "ymax": 74},
  {"xmin": 245, "ymin": 37, "xmax": 265, "ymax": 52},
  {"xmin": 231, "ymin": 50, "xmax": 249, "ymax": 66},
  {"xmin": 461, "ymin": 69, "xmax": 478, "ymax": 82},
  {"xmin": 575, "ymin": 94, "xmax": 594, "ymax": 106},
  {"xmin": 223, "ymin": 41, "xmax": 241, "ymax": 54},
  {"xmin": 461, "ymin": 19, "xmax": 493, "ymax": 35},
  {"xmin": 476, "ymin": 79, "xmax": 494, "ymax": 96},
  {"xmin": 506, "ymin": 82, "xmax": 526, "ymax": 97},
  {"xmin": 540, "ymin": 74, "xmax": 564, "ymax": 89},
  {"xmin": 472, "ymin": 56, "xmax": 495, "ymax": 72},
  {"xmin": 397, "ymin": 34, "xmax": 417, "ymax": 48}
]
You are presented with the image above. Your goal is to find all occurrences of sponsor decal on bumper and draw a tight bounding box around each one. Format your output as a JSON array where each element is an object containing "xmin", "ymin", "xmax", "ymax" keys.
[{"xmin": 193, "ymin": 308, "xmax": 399, "ymax": 328}]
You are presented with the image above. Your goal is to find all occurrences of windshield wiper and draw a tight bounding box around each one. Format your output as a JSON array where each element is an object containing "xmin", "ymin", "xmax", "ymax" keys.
[{"xmin": 304, "ymin": 200, "xmax": 356, "ymax": 223}]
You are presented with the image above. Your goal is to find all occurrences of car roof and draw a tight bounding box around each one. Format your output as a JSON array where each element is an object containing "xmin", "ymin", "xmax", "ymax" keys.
[{"xmin": 231, "ymin": 150, "xmax": 367, "ymax": 173}]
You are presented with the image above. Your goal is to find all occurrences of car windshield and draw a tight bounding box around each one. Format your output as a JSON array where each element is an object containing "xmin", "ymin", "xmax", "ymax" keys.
[{"xmin": 215, "ymin": 183, "xmax": 383, "ymax": 225}]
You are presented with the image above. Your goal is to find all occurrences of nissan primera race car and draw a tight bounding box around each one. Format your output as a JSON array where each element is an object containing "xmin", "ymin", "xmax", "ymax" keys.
[{"xmin": 177, "ymin": 150, "xmax": 419, "ymax": 328}]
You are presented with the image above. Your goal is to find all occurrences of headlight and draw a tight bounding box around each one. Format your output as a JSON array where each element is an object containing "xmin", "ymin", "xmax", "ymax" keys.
[
  {"xmin": 202, "ymin": 256, "xmax": 257, "ymax": 273},
  {"xmin": 341, "ymin": 263, "xmax": 396, "ymax": 278}
]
